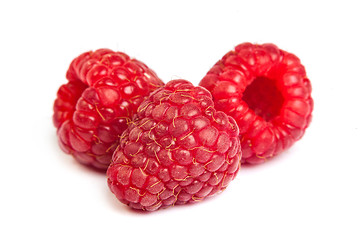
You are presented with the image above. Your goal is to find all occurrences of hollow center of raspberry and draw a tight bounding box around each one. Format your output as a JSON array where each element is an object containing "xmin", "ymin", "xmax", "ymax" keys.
[{"xmin": 242, "ymin": 77, "xmax": 284, "ymax": 121}]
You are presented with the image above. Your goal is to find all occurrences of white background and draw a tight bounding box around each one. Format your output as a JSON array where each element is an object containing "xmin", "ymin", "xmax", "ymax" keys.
[{"xmin": 1, "ymin": 0, "xmax": 359, "ymax": 239}]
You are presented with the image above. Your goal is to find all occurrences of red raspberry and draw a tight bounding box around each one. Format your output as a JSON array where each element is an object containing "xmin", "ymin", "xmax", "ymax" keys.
[
  {"xmin": 199, "ymin": 43, "xmax": 313, "ymax": 164},
  {"xmin": 53, "ymin": 49, "xmax": 164, "ymax": 170},
  {"xmin": 107, "ymin": 80, "xmax": 241, "ymax": 211}
]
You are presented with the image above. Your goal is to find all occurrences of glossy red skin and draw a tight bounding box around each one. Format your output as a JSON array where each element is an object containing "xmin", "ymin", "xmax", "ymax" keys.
[
  {"xmin": 200, "ymin": 43, "xmax": 313, "ymax": 164},
  {"xmin": 107, "ymin": 80, "xmax": 241, "ymax": 211},
  {"xmin": 53, "ymin": 49, "xmax": 164, "ymax": 170}
]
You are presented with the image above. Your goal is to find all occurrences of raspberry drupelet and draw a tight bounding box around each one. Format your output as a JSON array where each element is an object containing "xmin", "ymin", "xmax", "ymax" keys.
[
  {"xmin": 53, "ymin": 49, "xmax": 164, "ymax": 170},
  {"xmin": 107, "ymin": 80, "xmax": 241, "ymax": 211},
  {"xmin": 200, "ymin": 43, "xmax": 313, "ymax": 164}
]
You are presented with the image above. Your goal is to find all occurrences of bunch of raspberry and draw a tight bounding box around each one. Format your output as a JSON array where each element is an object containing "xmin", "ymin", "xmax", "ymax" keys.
[
  {"xmin": 53, "ymin": 43, "xmax": 313, "ymax": 211},
  {"xmin": 106, "ymin": 80, "xmax": 241, "ymax": 211},
  {"xmin": 200, "ymin": 43, "xmax": 313, "ymax": 164},
  {"xmin": 53, "ymin": 49, "xmax": 164, "ymax": 170}
]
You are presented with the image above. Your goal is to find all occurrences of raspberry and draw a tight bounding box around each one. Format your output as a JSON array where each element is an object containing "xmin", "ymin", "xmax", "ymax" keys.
[
  {"xmin": 53, "ymin": 49, "xmax": 164, "ymax": 170},
  {"xmin": 199, "ymin": 43, "xmax": 313, "ymax": 164},
  {"xmin": 106, "ymin": 80, "xmax": 241, "ymax": 211}
]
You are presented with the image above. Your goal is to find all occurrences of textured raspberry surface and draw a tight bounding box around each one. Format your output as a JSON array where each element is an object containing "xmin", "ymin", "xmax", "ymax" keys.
[
  {"xmin": 200, "ymin": 43, "xmax": 313, "ymax": 164},
  {"xmin": 107, "ymin": 80, "xmax": 241, "ymax": 211},
  {"xmin": 53, "ymin": 49, "xmax": 164, "ymax": 170}
]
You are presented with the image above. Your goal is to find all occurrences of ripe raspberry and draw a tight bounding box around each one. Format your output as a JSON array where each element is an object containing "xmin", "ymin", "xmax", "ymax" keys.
[
  {"xmin": 107, "ymin": 80, "xmax": 241, "ymax": 211},
  {"xmin": 199, "ymin": 43, "xmax": 313, "ymax": 164},
  {"xmin": 53, "ymin": 49, "xmax": 164, "ymax": 170}
]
